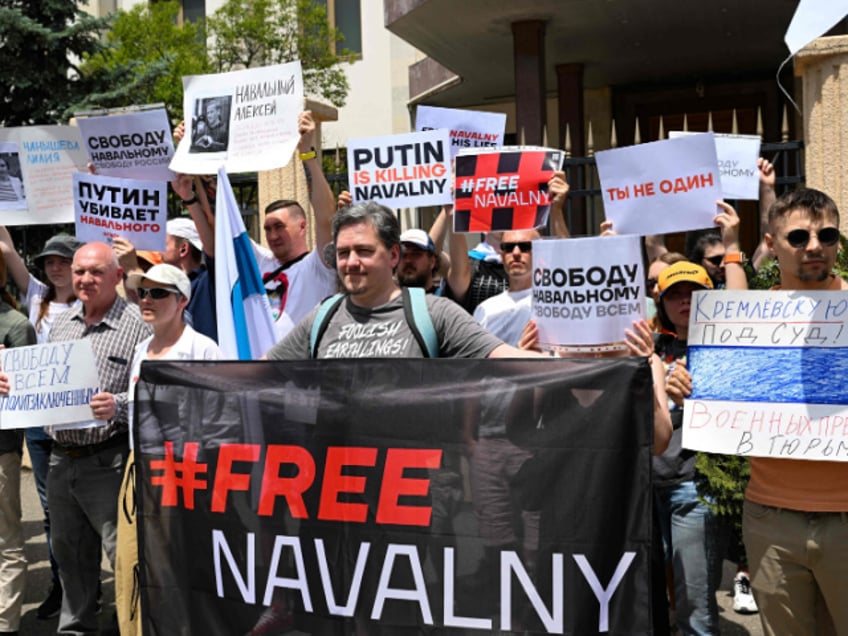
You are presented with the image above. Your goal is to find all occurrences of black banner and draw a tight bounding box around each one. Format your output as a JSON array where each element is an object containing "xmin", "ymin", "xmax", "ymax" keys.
[{"xmin": 135, "ymin": 358, "xmax": 654, "ymax": 635}]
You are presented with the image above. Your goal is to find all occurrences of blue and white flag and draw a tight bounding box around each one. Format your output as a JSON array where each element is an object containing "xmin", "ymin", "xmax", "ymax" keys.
[{"xmin": 214, "ymin": 166, "xmax": 277, "ymax": 359}]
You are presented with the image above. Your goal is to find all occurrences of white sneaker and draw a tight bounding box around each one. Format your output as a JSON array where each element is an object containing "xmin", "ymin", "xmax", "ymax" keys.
[{"xmin": 733, "ymin": 572, "xmax": 759, "ymax": 614}]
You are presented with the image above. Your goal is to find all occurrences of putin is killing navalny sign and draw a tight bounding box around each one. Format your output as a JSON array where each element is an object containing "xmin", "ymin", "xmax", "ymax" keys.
[{"xmin": 135, "ymin": 358, "xmax": 654, "ymax": 635}]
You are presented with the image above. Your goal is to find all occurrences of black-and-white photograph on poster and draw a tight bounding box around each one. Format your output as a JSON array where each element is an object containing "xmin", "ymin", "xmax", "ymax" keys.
[
  {"xmin": 190, "ymin": 96, "xmax": 231, "ymax": 153},
  {"xmin": 0, "ymin": 144, "xmax": 26, "ymax": 208}
]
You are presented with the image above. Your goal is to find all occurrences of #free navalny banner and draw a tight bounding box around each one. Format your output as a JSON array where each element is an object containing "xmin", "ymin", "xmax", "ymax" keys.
[
  {"xmin": 453, "ymin": 147, "xmax": 563, "ymax": 233},
  {"xmin": 136, "ymin": 358, "xmax": 654, "ymax": 635}
]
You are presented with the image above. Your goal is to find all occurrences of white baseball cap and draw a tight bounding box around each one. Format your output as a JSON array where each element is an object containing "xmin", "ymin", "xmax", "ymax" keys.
[{"xmin": 125, "ymin": 263, "xmax": 191, "ymax": 301}]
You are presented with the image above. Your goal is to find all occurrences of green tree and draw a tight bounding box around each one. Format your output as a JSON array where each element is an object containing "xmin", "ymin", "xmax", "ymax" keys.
[
  {"xmin": 206, "ymin": 0, "xmax": 349, "ymax": 107},
  {"xmin": 0, "ymin": 0, "xmax": 111, "ymax": 125},
  {"xmin": 77, "ymin": 0, "xmax": 210, "ymax": 123}
]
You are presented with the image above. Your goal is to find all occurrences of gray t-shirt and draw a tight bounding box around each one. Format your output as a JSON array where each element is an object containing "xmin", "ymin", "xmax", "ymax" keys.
[{"xmin": 267, "ymin": 293, "xmax": 504, "ymax": 360}]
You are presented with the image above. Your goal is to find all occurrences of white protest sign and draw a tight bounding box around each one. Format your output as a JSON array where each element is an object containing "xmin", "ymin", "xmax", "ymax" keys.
[
  {"xmin": 0, "ymin": 341, "xmax": 100, "ymax": 429},
  {"xmin": 170, "ymin": 61, "xmax": 303, "ymax": 174},
  {"xmin": 348, "ymin": 129, "xmax": 452, "ymax": 208},
  {"xmin": 77, "ymin": 109, "xmax": 175, "ymax": 181},
  {"xmin": 595, "ymin": 132, "xmax": 722, "ymax": 235},
  {"xmin": 669, "ymin": 131, "xmax": 760, "ymax": 200},
  {"xmin": 0, "ymin": 126, "xmax": 88, "ymax": 224},
  {"xmin": 532, "ymin": 235, "xmax": 644, "ymax": 352},
  {"xmin": 683, "ymin": 289, "xmax": 848, "ymax": 461},
  {"xmin": 74, "ymin": 173, "xmax": 168, "ymax": 250},
  {"xmin": 785, "ymin": 0, "xmax": 848, "ymax": 55},
  {"xmin": 416, "ymin": 105, "xmax": 506, "ymax": 159}
]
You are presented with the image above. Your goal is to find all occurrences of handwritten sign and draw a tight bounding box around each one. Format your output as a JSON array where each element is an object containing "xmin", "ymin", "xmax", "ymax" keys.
[
  {"xmin": 416, "ymin": 105, "xmax": 506, "ymax": 159},
  {"xmin": 683, "ymin": 289, "xmax": 848, "ymax": 461},
  {"xmin": 348, "ymin": 129, "xmax": 452, "ymax": 208},
  {"xmin": 532, "ymin": 235, "xmax": 644, "ymax": 352},
  {"xmin": 0, "ymin": 341, "xmax": 100, "ymax": 429},
  {"xmin": 0, "ymin": 126, "xmax": 88, "ymax": 224},
  {"xmin": 595, "ymin": 133, "xmax": 722, "ymax": 235},
  {"xmin": 170, "ymin": 61, "xmax": 303, "ymax": 174},
  {"xmin": 74, "ymin": 173, "xmax": 167, "ymax": 250},
  {"xmin": 454, "ymin": 147, "xmax": 563, "ymax": 232},
  {"xmin": 670, "ymin": 131, "xmax": 761, "ymax": 200},
  {"xmin": 77, "ymin": 108, "xmax": 175, "ymax": 181}
]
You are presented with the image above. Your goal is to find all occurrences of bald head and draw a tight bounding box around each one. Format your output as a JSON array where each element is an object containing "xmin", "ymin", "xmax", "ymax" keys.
[{"xmin": 72, "ymin": 242, "xmax": 122, "ymax": 311}]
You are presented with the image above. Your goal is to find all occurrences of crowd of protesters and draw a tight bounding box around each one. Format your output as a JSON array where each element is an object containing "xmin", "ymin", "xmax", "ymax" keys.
[{"xmin": 0, "ymin": 105, "xmax": 841, "ymax": 636}]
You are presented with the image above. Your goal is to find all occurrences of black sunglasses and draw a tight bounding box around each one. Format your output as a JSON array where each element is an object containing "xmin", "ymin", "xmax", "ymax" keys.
[
  {"xmin": 137, "ymin": 287, "xmax": 179, "ymax": 300},
  {"xmin": 786, "ymin": 227, "xmax": 840, "ymax": 248},
  {"xmin": 500, "ymin": 241, "xmax": 532, "ymax": 253},
  {"xmin": 704, "ymin": 255, "xmax": 725, "ymax": 267}
]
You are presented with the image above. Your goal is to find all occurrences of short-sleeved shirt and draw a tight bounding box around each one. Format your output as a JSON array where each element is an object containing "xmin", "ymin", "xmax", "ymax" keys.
[
  {"xmin": 266, "ymin": 293, "xmax": 503, "ymax": 360},
  {"xmin": 24, "ymin": 277, "xmax": 78, "ymax": 345},
  {"xmin": 473, "ymin": 288, "xmax": 532, "ymax": 347},
  {"xmin": 252, "ymin": 242, "xmax": 338, "ymax": 341},
  {"xmin": 127, "ymin": 324, "xmax": 222, "ymax": 449},
  {"xmin": 47, "ymin": 296, "xmax": 151, "ymax": 446}
]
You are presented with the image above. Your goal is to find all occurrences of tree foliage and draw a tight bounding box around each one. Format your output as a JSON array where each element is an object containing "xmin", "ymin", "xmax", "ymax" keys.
[
  {"xmin": 206, "ymin": 0, "xmax": 349, "ymax": 107},
  {"xmin": 0, "ymin": 0, "xmax": 110, "ymax": 125},
  {"xmin": 77, "ymin": 0, "xmax": 210, "ymax": 123}
]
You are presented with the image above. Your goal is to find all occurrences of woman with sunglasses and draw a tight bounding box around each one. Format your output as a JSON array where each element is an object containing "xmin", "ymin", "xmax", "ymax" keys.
[{"xmin": 117, "ymin": 264, "xmax": 221, "ymax": 636}]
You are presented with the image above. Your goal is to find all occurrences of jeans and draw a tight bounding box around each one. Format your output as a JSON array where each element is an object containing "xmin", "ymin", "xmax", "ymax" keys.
[
  {"xmin": 25, "ymin": 427, "xmax": 59, "ymax": 586},
  {"xmin": 655, "ymin": 480, "xmax": 727, "ymax": 636}
]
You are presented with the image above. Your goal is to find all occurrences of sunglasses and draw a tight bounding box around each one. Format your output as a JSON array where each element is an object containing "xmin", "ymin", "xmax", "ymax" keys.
[
  {"xmin": 704, "ymin": 255, "xmax": 725, "ymax": 267},
  {"xmin": 500, "ymin": 241, "xmax": 532, "ymax": 253},
  {"xmin": 137, "ymin": 287, "xmax": 179, "ymax": 300},
  {"xmin": 647, "ymin": 277, "xmax": 658, "ymax": 289},
  {"xmin": 786, "ymin": 227, "xmax": 840, "ymax": 248}
]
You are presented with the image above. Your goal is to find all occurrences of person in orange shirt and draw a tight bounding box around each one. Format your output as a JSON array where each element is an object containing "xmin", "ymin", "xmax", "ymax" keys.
[{"xmin": 669, "ymin": 188, "xmax": 848, "ymax": 635}]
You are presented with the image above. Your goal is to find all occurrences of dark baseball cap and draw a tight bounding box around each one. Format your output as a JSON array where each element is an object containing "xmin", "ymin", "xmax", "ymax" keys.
[{"xmin": 34, "ymin": 235, "xmax": 82, "ymax": 268}]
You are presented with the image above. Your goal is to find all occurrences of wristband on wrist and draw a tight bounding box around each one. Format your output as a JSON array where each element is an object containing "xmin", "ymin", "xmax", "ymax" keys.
[
  {"xmin": 181, "ymin": 195, "xmax": 198, "ymax": 207},
  {"xmin": 723, "ymin": 252, "xmax": 743, "ymax": 265},
  {"xmin": 299, "ymin": 147, "xmax": 317, "ymax": 161}
]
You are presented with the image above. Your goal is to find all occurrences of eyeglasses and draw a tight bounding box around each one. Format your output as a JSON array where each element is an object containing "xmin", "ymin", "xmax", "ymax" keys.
[
  {"xmin": 500, "ymin": 241, "xmax": 532, "ymax": 253},
  {"xmin": 137, "ymin": 287, "xmax": 179, "ymax": 300},
  {"xmin": 647, "ymin": 277, "xmax": 658, "ymax": 289},
  {"xmin": 785, "ymin": 227, "xmax": 840, "ymax": 248},
  {"xmin": 704, "ymin": 255, "xmax": 725, "ymax": 267}
]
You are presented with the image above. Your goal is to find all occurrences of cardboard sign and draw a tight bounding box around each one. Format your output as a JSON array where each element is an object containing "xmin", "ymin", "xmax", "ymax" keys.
[
  {"xmin": 416, "ymin": 105, "xmax": 506, "ymax": 159},
  {"xmin": 0, "ymin": 341, "xmax": 100, "ymax": 429},
  {"xmin": 532, "ymin": 235, "xmax": 644, "ymax": 352},
  {"xmin": 170, "ymin": 61, "xmax": 303, "ymax": 174},
  {"xmin": 74, "ymin": 173, "xmax": 167, "ymax": 250},
  {"xmin": 669, "ymin": 131, "xmax": 761, "ymax": 200},
  {"xmin": 454, "ymin": 147, "xmax": 563, "ymax": 232},
  {"xmin": 683, "ymin": 289, "xmax": 848, "ymax": 461},
  {"xmin": 595, "ymin": 133, "xmax": 722, "ymax": 235},
  {"xmin": 77, "ymin": 108, "xmax": 176, "ymax": 181},
  {"xmin": 0, "ymin": 126, "xmax": 88, "ymax": 224},
  {"xmin": 348, "ymin": 129, "xmax": 452, "ymax": 208}
]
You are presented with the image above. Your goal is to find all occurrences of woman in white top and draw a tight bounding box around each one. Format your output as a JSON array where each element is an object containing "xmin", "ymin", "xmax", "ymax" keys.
[
  {"xmin": 117, "ymin": 263, "xmax": 221, "ymax": 636},
  {"xmin": 0, "ymin": 228, "xmax": 81, "ymax": 619}
]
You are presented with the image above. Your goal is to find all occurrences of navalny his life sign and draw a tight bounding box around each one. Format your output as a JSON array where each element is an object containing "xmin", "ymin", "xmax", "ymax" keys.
[{"xmin": 348, "ymin": 129, "xmax": 453, "ymax": 208}]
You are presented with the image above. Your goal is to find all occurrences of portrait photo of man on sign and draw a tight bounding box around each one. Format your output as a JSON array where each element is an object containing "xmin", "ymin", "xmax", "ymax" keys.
[{"xmin": 190, "ymin": 96, "xmax": 231, "ymax": 153}]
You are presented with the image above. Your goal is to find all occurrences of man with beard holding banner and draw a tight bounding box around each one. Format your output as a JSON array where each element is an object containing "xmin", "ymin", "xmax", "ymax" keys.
[{"xmin": 671, "ymin": 190, "xmax": 848, "ymax": 635}]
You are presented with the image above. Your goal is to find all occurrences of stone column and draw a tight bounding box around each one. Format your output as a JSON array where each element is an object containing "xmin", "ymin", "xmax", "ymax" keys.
[
  {"xmin": 512, "ymin": 20, "xmax": 547, "ymax": 146},
  {"xmin": 257, "ymin": 98, "xmax": 338, "ymax": 250},
  {"xmin": 794, "ymin": 35, "xmax": 848, "ymax": 232}
]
